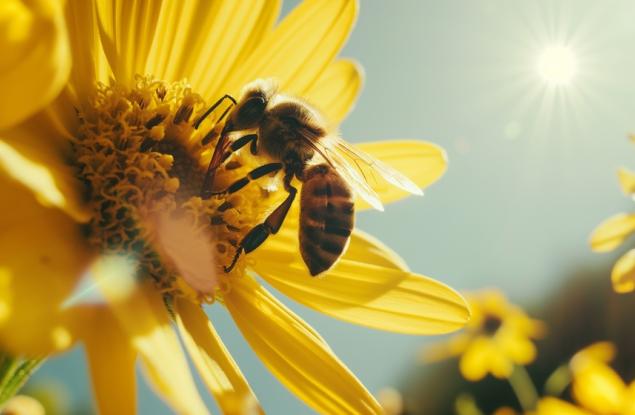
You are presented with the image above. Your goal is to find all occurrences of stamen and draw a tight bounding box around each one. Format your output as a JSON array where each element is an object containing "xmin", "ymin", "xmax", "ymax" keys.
[{"xmin": 72, "ymin": 76, "xmax": 275, "ymax": 303}]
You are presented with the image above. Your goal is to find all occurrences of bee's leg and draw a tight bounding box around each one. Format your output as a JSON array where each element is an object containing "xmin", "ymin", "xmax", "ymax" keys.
[
  {"xmin": 193, "ymin": 94, "xmax": 237, "ymax": 129},
  {"xmin": 223, "ymin": 133, "xmax": 258, "ymax": 161},
  {"xmin": 201, "ymin": 134, "xmax": 259, "ymax": 199},
  {"xmin": 225, "ymin": 182, "xmax": 297, "ymax": 272},
  {"xmin": 209, "ymin": 162, "xmax": 282, "ymax": 197}
]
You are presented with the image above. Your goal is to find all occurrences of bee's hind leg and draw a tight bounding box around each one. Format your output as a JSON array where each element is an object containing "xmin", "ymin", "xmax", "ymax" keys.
[{"xmin": 225, "ymin": 178, "xmax": 297, "ymax": 273}]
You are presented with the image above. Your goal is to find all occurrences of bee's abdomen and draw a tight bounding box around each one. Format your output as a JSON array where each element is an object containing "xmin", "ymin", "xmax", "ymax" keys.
[{"xmin": 300, "ymin": 164, "xmax": 355, "ymax": 276}]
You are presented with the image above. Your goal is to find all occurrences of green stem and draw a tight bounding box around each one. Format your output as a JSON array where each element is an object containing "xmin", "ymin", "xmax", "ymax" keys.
[
  {"xmin": 543, "ymin": 364, "xmax": 571, "ymax": 397},
  {"xmin": 0, "ymin": 353, "xmax": 44, "ymax": 405},
  {"xmin": 454, "ymin": 394, "xmax": 485, "ymax": 415},
  {"xmin": 507, "ymin": 365, "xmax": 538, "ymax": 412}
]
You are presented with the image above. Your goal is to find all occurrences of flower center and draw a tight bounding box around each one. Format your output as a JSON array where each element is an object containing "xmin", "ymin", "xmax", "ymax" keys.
[
  {"xmin": 72, "ymin": 77, "xmax": 274, "ymax": 302},
  {"xmin": 482, "ymin": 314, "xmax": 503, "ymax": 335}
]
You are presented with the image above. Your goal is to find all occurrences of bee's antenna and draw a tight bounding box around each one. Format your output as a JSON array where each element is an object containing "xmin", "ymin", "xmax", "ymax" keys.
[{"xmin": 193, "ymin": 94, "xmax": 237, "ymax": 129}]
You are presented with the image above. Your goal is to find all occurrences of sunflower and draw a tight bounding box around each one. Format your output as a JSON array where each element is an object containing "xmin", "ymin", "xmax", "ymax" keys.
[
  {"xmin": 0, "ymin": 0, "xmax": 470, "ymax": 414},
  {"xmin": 531, "ymin": 343, "xmax": 635, "ymax": 415},
  {"xmin": 423, "ymin": 290, "xmax": 544, "ymax": 381},
  {"xmin": 590, "ymin": 163, "xmax": 635, "ymax": 293}
]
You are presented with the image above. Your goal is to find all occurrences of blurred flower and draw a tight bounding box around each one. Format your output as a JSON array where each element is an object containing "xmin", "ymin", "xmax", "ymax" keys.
[
  {"xmin": 589, "ymin": 165, "xmax": 635, "ymax": 293},
  {"xmin": 377, "ymin": 388, "xmax": 404, "ymax": 415},
  {"xmin": 0, "ymin": 0, "xmax": 70, "ymax": 129},
  {"xmin": 0, "ymin": 0, "xmax": 469, "ymax": 413},
  {"xmin": 570, "ymin": 341, "xmax": 616, "ymax": 374},
  {"xmin": 1, "ymin": 395, "xmax": 44, "ymax": 415},
  {"xmin": 423, "ymin": 290, "xmax": 544, "ymax": 381},
  {"xmin": 532, "ymin": 362, "xmax": 635, "ymax": 415},
  {"xmin": 533, "ymin": 342, "xmax": 635, "ymax": 415}
]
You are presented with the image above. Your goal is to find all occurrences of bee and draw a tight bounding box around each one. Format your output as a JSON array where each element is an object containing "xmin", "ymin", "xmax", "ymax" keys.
[{"xmin": 198, "ymin": 79, "xmax": 422, "ymax": 276}]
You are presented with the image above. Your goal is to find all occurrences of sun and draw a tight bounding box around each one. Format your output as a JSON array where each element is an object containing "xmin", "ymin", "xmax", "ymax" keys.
[{"xmin": 537, "ymin": 45, "xmax": 578, "ymax": 86}]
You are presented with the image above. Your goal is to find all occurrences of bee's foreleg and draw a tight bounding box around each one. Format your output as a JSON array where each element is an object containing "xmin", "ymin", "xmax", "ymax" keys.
[
  {"xmin": 201, "ymin": 134, "xmax": 259, "ymax": 199},
  {"xmin": 193, "ymin": 94, "xmax": 237, "ymax": 129},
  {"xmin": 225, "ymin": 184, "xmax": 297, "ymax": 272},
  {"xmin": 209, "ymin": 162, "xmax": 282, "ymax": 197}
]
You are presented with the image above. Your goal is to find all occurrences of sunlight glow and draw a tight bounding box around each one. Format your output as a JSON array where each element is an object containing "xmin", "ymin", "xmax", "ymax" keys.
[{"xmin": 537, "ymin": 45, "xmax": 578, "ymax": 86}]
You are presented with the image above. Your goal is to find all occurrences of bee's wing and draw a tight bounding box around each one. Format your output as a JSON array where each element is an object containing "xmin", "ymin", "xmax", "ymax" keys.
[
  {"xmin": 321, "ymin": 141, "xmax": 385, "ymax": 211},
  {"xmin": 330, "ymin": 136, "xmax": 423, "ymax": 196},
  {"xmin": 274, "ymin": 120, "xmax": 384, "ymax": 210}
]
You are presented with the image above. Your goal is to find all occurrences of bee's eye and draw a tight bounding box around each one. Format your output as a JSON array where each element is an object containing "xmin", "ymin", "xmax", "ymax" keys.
[{"xmin": 234, "ymin": 95, "xmax": 266, "ymax": 128}]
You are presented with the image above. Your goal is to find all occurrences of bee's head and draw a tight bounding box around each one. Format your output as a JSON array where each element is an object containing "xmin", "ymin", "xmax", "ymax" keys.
[{"xmin": 226, "ymin": 79, "xmax": 278, "ymax": 132}]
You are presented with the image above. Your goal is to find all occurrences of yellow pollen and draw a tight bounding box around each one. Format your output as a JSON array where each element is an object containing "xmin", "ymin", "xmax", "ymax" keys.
[{"xmin": 72, "ymin": 76, "xmax": 275, "ymax": 302}]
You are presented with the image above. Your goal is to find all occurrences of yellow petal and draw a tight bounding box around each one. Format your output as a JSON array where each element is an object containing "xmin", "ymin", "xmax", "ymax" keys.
[
  {"xmin": 222, "ymin": 0, "xmax": 358, "ymax": 97},
  {"xmin": 611, "ymin": 249, "xmax": 635, "ymax": 293},
  {"xmin": 65, "ymin": 0, "xmax": 111, "ymax": 102},
  {"xmin": 570, "ymin": 342, "xmax": 616, "ymax": 373},
  {"xmin": 589, "ymin": 213, "xmax": 635, "ymax": 252},
  {"xmin": 459, "ymin": 338, "xmax": 492, "ymax": 381},
  {"xmin": 95, "ymin": 0, "xmax": 162, "ymax": 85},
  {"xmin": 572, "ymin": 363, "xmax": 626, "ymax": 414},
  {"xmin": 624, "ymin": 382, "xmax": 635, "ymax": 415},
  {"xmin": 354, "ymin": 140, "xmax": 448, "ymax": 210},
  {"xmin": 0, "ymin": 123, "xmax": 90, "ymax": 222},
  {"xmin": 303, "ymin": 59, "xmax": 364, "ymax": 124},
  {"xmin": 146, "ymin": 1, "xmax": 281, "ymax": 101},
  {"xmin": 532, "ymin": 398, "xmax": 592, "ymax": 415},
  {"xmin": 0, "ymin": 0, "xmax": 70, "ymax": 128},
  {"xmin": 252, "ymin": 227, "xmax": 469, "ymax": 334},
  {"xmin": 83, "ymin": 308, "xmax": 136, "ymax": 415},
  {"xmin": 618, "ymin": 167, "xmax": 635, "ymax": 195},
  {"xmin": 224, "ymin": 276, "xmax": 382, "ymax": 415},
  {"xmin": 422, "ymin": 333, "xmax": 471, "ymax": 362},
  {"xmin": 0, "ymin": 173, "xmax": 94, "ymax": 356},
  {"xmin": 497, "ymin": 330, "xmax": 537, "ymax": 365},
  {"xmin": 175, "ymin": 298, "xmax": 263, "ymax": 415},
  {"xmin": 459, "ymin": 337, "xmax": 512, "ymax": 381},
  {"xmin": 93, "ymin": 262, "xmax": 209, "ymax": 415}
]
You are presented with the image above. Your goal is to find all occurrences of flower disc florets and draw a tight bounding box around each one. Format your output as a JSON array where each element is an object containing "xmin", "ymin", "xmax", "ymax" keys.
[{"xmin": 72, "ymin": 76, "xmax": 274, "ymax": 301}]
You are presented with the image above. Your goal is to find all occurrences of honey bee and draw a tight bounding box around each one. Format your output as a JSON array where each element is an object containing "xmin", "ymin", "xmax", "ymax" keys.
[{"xmin": 199, "ymin": 79, "xmax": 422, "ymax": 276}]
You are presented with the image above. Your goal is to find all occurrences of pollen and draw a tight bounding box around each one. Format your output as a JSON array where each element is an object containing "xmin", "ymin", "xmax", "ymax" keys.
[{"xmin": 72, "ymin": 76, "xmax": 273, "ymax": 302}]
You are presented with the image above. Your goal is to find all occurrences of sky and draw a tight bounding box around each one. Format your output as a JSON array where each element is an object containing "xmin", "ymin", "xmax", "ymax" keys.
[{"xmin": 30, "ymin": 1, "xmax": 635, "ymax": 413}]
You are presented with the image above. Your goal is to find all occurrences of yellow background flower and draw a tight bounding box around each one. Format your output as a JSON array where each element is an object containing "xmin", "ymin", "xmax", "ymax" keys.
[
  {"xmin": 531, "ymin": 342, "xmax": 634, "ymax": 415},
  {"xmin": 424, "ymin": 289, "xmax": 544, "ymax": 381},
  {"xmin": 590, "ymin": 165, "xmax": 635, "ymax": 293}
]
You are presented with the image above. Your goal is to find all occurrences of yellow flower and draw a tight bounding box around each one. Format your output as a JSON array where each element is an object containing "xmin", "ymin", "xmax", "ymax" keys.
[
  {"xmin": 0, "ymin": 1, "xmax": 470, "ymax": 414},
  {"xmin": 569, "ymin": 341, "xmax": 616, "ymax": 374},
  {"xmin": 532, "ymin": 354, "xmax": 635, "ymax": 415},
  {"xmin": 423, "ymin": 290, "xmax": 544, "ymax": 381},
  {"xmin": 589, "ymin": 164, "xmax": 635, "ymax": 293},
  {"xmin": 0, "ymin": 0, "xmax": 70, "ymax": 129},
  {"xmin": 376, "ymin": 388, "xmax": 404, "ymax": 415}
]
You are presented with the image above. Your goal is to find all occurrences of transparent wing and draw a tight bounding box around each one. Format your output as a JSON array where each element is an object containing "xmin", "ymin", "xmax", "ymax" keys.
[
  {"xmin": 320, "ymin": 141, "xmax": 384, "ymax": 211},
  {"xmin": 330, "ymin": 136, "xmax": 423, "ymax": 196}
]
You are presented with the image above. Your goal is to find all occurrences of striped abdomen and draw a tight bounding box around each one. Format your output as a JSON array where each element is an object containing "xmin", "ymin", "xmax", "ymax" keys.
[{"xmin": 299, "ymin": 164, "xmax": 355, "ymax": 276}]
